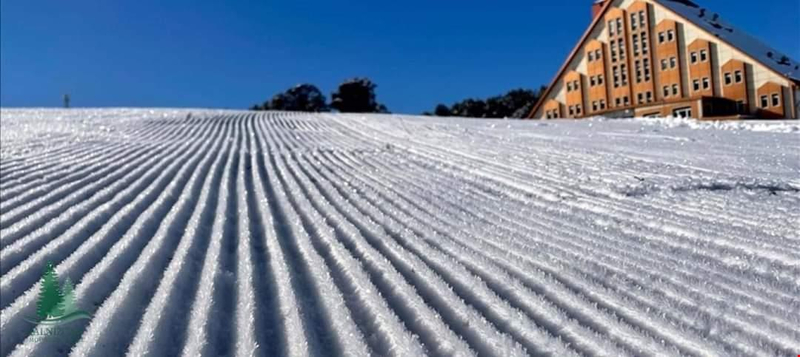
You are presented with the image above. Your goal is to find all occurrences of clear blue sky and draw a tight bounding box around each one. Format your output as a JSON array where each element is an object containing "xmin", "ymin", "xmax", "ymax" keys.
[{"xmin": 2, "ymin": 0, "xmax": 798, "ymax": 114}]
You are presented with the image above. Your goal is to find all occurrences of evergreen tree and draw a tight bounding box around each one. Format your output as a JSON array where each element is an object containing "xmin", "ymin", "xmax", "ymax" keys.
[
  {"xmin": 57, "ymin": 278, "xmax": 77, "ymax": 316},
  {"xmin": 36, "ymin": 262, "xmax": 63, "ymax": 320},
  {"xmin": 330, "ymin": 78, "xmax": 388, "ymax": 113}
]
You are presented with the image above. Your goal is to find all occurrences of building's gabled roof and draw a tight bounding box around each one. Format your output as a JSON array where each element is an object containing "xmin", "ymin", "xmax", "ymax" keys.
[
  {"xmin": 529, "ymin": 0, "xmax": 800, "ymax": 118},
  {"xmin": 658, "ymin": 0, "xmax": 800, "ymax": 82}
]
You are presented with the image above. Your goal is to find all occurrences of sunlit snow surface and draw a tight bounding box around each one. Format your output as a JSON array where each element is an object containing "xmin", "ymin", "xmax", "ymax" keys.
[{"xmin": 1, "ymin": 108, "xmax": 798, "ymax": 357}]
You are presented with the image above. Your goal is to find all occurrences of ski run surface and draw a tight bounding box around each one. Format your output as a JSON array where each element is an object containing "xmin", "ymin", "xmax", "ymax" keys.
[{"xmin": 0, "ymin": 108, "xmax": 798, "ymax": 357}]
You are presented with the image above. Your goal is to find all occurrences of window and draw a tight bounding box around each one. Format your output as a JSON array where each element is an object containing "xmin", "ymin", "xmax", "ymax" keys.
[
  {"xmin": 637, "ymin": 92, "xmax": 644, "ymax": 104},
  {"xmin": 641, "ymin": 32, "xmax": 648, "ymax": 54},
  {"xmin": 595, "ymin": 49, "xmax": 601, "ymax": 60},
  {"xmin": 599, "ymin": 100, "xmax": 606, "ymax": 109},
  {"xmin": 611, "ymin": 41, "xmax": 618, "ymax": 62},
  {"xmin": 661, "ymin": 59, "xmax": 668, "ymax": 71},
  {"xmin": 670, "ymin": 57, "xmax": 677, "ymax": 69},
  {"xmin": 635, "ymin": 60, "xmax": 642, "ymax": 83},
  {"xmin": 643, "ymin": 59, "xmax": 650, "ymax": 81},
  {"xmin": 700, "ymin": 49, "xmax": 708, "ymax": 62},
  {"xmin": 598, "ymin": 75, "xmax": 604, "ymax": 85},
  {"xmin": 613, "ymin": 66, "xmax": 620, "ymax": 88},
  {"xmin": 760, "ymin": 95, "xmax": 768, "ymax": 108},
  {"xmin": 702, "ymin": 77, "xmax": 710, "ymax": 90},
  {"xmin": 658, "ymin": 32, "xmax": 665, "ymax": 44},
  {"xmin": 576, "ymin": 104, "xmax": 582, "ymax": 115},
  {"xmin": 724, "ymin": 73, "xmax": 732, "ymax": 85},
  {"xmin": 623, "ymin": 96, "xmax": 630, "ymax": 106},
  {"xmin": 590, "ymin": 76, "xmax": 596, "ymax": 87},
  {"xmin": 734, "ymin": 70, "xmax": 743, "ymax": 83},
  {"xmin": 639, "ymin": 11, "xmax": 645, "ymax": 28},
  {"xmin": 574, "ymin": 80, "xmax": 579, "ymax": 90},
  {"xmin": 672, "ymin": 84, "xmax": 679, "ymax": 96},
  {"xmin": 618, "ymin": 39, "xmax": 625, "ymax": 59},
  {"xmin": 663, "ymin": 85, "xmax": 670, "ymax": 98},
  {"xmin": 632, "ymin": 34, "xmax": 639, "ymax": 55},
  {"xmin": 693, "ymin": 79, "xmax": 700, "ymax": 91},
  {"xmin": 621, "ymin": 64, "xmax": 628, "ymax": 85},
  {"xmin": 631, "ymin": 14, "xmax": 638, "ymax": 30},
  {"xmin": 588, "ymin": 51, "xmax": 594, "ymax": 62},
  {"xmin": 690, "ymin": 52, "xmax": 698, "ymax": 64},
  {"xmin": 608, "ymin": 20, "xmax": 615, "ymax": 36},
  {"xmin": 616, "ymin": 97, "xmax": 621, "ymax": 106},
  {"xmin": 646, "ymin": 91, "xmax": 653, "ymax": 102},
  {"xmin": 667, "ymin": 29, "xmax": 674, "ymax": 41},
  {"xmin": 673, "ymin": 107, "xmax": 692, "ymax": 118},
  {"xmin": 567, "ymin": 82, "xmax": 572, "ymax": 92},
  {"xmin": 569, "ymin": 105, "xmax": 575, "ymax": 116},
  {"xmin": 592, "ymin": 101, "xmax": 598, "ymax": 112},
  {"xmin": 772, "ymin": 93, "xmax": 780, "ymax": 107},
  {"xmin": 616, "ymin": 19, "xmax": 623, "ymax": 33}
]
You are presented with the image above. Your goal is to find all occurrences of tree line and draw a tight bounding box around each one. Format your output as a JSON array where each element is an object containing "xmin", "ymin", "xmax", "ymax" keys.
[
  {"xmin": 251, "ymin": 77, "xmax": 545, "ymax": 119},
  {"xmin": 250, "ymin": 78, "xmax": 387, "ymax": 114}
]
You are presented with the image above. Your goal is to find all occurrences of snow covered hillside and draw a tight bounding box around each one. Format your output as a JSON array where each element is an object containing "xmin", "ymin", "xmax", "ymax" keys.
[{"xmin": 1, "ymin": 109, "xmax": 798, "ymax": 356}]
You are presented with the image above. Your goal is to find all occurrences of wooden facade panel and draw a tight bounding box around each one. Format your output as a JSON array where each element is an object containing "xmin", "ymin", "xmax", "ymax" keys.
[
  {"xmin": 543, "ymin": 99, "xmax": 563, "ymax": 119},
  {"xmin": 585, "ymin": 40, "xmax": 609, "ymax": 114},
  {"xmin": 756, "ymin": 82, "xmax": 785, "ymax": 118},
  {"xmin": 720, "ymin": 59, "xmax": 748, "ymax": 112},
  {"xmin": 687, "ymin": 39, "xmax": 714, "ymax": 97},
  {"xmin": 627, "ymin": 1, "xmax": 656, "ymax": 106},
  {"xmin": 654, "ymin": 19, "xmax": 684, "ymax": 101},
  {"xmin": 605, "ymin": 7, "xmax": 632, "ymax": 109},
  {"xmin": 564, "ymin": 71, "xmax": 585, "ymax": 118}
]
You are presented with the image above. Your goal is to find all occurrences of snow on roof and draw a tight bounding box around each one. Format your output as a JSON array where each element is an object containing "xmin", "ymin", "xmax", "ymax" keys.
[{"xmin": 656, "ymin": 0, "xmax": 800, "ymax": 82}]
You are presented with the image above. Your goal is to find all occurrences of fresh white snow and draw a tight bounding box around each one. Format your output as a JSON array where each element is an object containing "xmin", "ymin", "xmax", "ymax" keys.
[{"xmin": 0, "ymin": 108, "xmax": 798, "ymax": 357}]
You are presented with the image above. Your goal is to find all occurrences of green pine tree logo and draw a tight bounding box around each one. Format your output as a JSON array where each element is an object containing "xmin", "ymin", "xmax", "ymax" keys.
[{"xmin": 26, "ymin": 261, "xmax": 92, "ymax": 326}]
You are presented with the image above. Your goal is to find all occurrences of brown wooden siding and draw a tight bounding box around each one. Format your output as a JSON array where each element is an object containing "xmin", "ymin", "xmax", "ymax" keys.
[
  {"xmin": 627, "ymin": 1, "xmax": 656, "ymax": 107},
  {"xmin": 585, "ymin": 40, "xmax": 609, "ymax": 115},
  {"xmin": 756, "ymin": 82, "xmax": 785, "ymax": 118},
  {"xmin": 654, "ymin": 19, "xmax": 683, "ymax": 101},
  {"xmin": 687, "ymin": 39, "xmax": 714, "ymax": 98},
  {"xmin": 720, "ymin": 59, "xmax": 748, "ymax": 112}
]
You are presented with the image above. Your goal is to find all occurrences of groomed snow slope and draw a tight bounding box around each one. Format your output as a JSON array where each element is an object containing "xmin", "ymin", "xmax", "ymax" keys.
[{"xmin": 0, "ymin": 109, "xmax": 798, "ymax": 357}]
